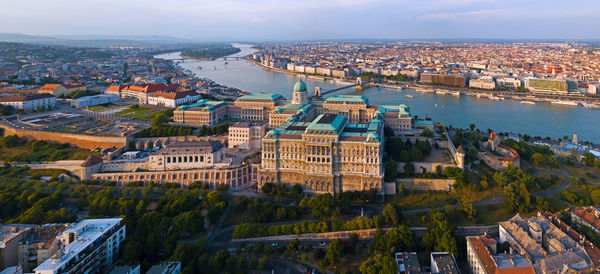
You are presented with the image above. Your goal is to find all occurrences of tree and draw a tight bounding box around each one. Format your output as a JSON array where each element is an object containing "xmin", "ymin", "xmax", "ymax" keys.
[
  {"xmin": 382, "ymin": 203, "xmax": 403, "ymax": 226},
  {"xmin": 151, "ymin": 112, "xmax": 171, "ymax": 128},
  {"xmin": 359, "ymin": 253, "xmax": 396, "ymax": 274},
  {"xmin": 385, "ymin": 161, "xmax": 398, "ymax": 182},
  {"xmin": 257, "ymin": 255, "xmax": 268, "ymax": 270},
  {"xmin": 399, "ymin": 150, "xmax": 410, "ymax": 162},
  {"xmin": 288, "ymin": 237, "xmax": 299, "ymax": 252},
  {"xmin": 422, "ymin": 210, "xmax": 457, "ymax": 255},
  {"xmin": 261, "ymin": 182, "xmax": 274, "ymax": 194},
  {"xmin": 323, "ymin": 239, "xmax": 343, "ymax": 266},
  {"xmin": 459, "ymin": 196, "xmax": 476, "ymax": 219},
  {"xmin": 421, "ymin": 128, "xmax": 433, "ymax": 137},
  {"xmin": 290, "ymin": 183, "xmax": 303, "ymax": 198},
  {"xmin": 403, "ymin": 162, "xmax": 415, "ymax": 175},
  {"xmin": 584, "ymin": 152, "xmax": 596, "ymax": 167},
  {"xmin": 410, "ymin": 146, "xmax": 423, "ymax": 161},
  {"xmin": 592, "ymin": 190, "xmax": 600, "ymax": 205},
  {"xmin": 385, "ymin": 225, "xmax": 416, "ymax": 252},
  {"xmin": 503, "ymin": 182, "xmax": 531, "ymax": 213}
]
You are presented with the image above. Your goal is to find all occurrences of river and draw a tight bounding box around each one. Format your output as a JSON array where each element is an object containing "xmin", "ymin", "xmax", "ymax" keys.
[{"xmin": 156, "ymin": 44, "xmax": 599, "ymax": 143}]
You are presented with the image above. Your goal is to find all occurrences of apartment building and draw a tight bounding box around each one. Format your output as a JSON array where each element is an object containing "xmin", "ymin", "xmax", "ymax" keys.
[
  {"xmin": 498, "ymin": 213, "xmax": 595, "ymax": 273},
  {"xmin": 0, "ymin": 93, "xmax": 56, "ymax": 110},
  {"xmin": 34, "ymin": 218, "xmax": 125, "ymax": 274},
  {"xmin": 466, "ymin": 235, "xmax": 534, "ymax": 274}
]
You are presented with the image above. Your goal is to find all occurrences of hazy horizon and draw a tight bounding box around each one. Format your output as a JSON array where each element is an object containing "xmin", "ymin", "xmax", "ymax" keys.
[{"xmin": 1, "ymin": 0, "xmax": 599, "ymax": 41}]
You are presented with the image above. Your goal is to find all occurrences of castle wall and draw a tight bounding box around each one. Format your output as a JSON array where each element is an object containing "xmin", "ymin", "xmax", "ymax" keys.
[
  {"xmin": 396, "ymin": 178, "xmax": 455, "ymax": 191},
  {"xmin": 92, "ymin": 164, "xmax": 258, "ymax": 188},
  {"xmin": 0, "ymin": 124, "xmax": 127, "ymax": 150}
]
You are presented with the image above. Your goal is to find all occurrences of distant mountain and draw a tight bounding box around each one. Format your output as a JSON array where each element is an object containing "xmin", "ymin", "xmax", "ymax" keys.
[
  {"xmin": 53, "ymin": 34, "xmax": 190, "ymax": 42},
  {"xmin": 0, "ymin": 33, "xmax": 66, "ymax": 44},
  {"xmin": 0, "ymin": 33, "xmax": 194, "ymax": 47}
]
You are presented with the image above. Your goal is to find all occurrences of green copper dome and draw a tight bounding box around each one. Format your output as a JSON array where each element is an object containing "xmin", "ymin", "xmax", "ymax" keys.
[{"xmin": 293, "ymin": 79, "xmax": 307, "ymax": 92}]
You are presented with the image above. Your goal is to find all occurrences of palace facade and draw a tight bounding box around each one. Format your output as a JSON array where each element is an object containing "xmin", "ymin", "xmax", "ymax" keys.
[{"xmin": 259, "ymin": 113, "xmax": 384, "ymax": 195}]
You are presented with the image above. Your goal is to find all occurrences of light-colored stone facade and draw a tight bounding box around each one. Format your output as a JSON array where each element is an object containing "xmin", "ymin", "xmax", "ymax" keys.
[
  {"xmin": 148, "ymin": 141, "xmax": 224, "ymax": 171},
  {"xmin": 173, "ymin": 100, "xmax": 230, "ymax": 127},
  {"xmin": 92, "ymin": 164, "xmax": 258, "ymax": 188},
  {"xmin": 228, "ymin": 122, "xmax": 266, "ymax": 150},
  {"xmin": 259, "ymin": 113, "xmax": 384, "ymax": 195}
]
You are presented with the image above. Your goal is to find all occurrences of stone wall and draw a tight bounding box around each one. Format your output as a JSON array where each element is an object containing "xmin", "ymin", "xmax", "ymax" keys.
[
  {"xmin": 0, "ymin": 124, "xmax": 127, "ymax": 150},
  {"xmin": 92, "ymin": 164, "xmax": 258, "ymax": 189},
  {"xmin": 396, "ymin": 178, "xmax": 455, "ymax": 191},
  {"xmin": 479, "ymin": 144, "xmax": 520, "ymax": 171},
  {"xmin": 398, "ymin": 162, "xmax": 456, "ymax": 174},
  {"xmin": 231, "ymin": 225, "xmax": 499, "ymax": 242}
]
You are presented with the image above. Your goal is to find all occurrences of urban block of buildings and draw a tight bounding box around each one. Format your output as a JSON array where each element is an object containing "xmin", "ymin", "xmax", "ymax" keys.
[{"xmin": 33, "ymin": 218, "xmax": 125, "ymax": 274}]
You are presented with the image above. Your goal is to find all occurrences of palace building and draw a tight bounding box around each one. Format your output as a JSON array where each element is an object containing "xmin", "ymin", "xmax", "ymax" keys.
[
  {"xmin": 259, "ymin": 113, "xmax": 384, "ymax": 195},
  {"xmin": 148, "ymin": 141, "xmax": 224, "ymax": 171},
  {"xmin": 173, "ymin": 99, "xmax": 230, "ymax": 127}
]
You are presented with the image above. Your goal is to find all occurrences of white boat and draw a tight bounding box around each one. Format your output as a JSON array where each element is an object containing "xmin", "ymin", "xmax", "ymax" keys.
[
  {"xmin": 405, "ymin": 94, "xmax": 413, "ymax": 99},
  {"xmin": 551, "ymin": 100, "xmax": 578, "ymax": 106},
  {"xmin": 450, "ymin": 91, "xmax": 461, "ymax": 96},
  {"xmin": 519, "ymin": 100, "xmax": 536, "ymax": 105},
  {"xmin": 489, "ymin": 95, "xmax": 504, "ymax": 100},
  {"xmin": 435, "ymin": 90, "xmax": 447, "ymax": 95},
  {"xmin": 582, "ymin": 102, "xmax": 600, "ymax": 109}
]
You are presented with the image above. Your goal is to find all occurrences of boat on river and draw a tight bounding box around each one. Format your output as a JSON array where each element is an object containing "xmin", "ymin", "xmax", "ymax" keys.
[
  {"xmin": 519, "ymin": 101, "xmax": 536, "ymax": 105},
  {"xmin": 582, "ymin": 102, "xmax": 600, "ymax": 109},
  {"xmin": 551, "ymin": 100, "xmax": 578, "ymax": 106},
  {"xmin": 450, "ymin": 91, "xmax": 461, "ymax": 96},
  {"xmin": 405, "ymin": 94, "xmax": 413, "ymax": 99}
]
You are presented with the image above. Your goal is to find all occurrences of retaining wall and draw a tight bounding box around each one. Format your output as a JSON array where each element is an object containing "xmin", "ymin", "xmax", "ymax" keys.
[{"xmin": 0, "ymin": 124, "xmax": 127, "ymax": 150}]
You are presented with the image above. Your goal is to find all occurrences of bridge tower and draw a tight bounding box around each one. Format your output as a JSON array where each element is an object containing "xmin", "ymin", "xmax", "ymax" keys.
[{"xmin": 355, "ymin": 77, "xmax": 363, "ymax": 90}]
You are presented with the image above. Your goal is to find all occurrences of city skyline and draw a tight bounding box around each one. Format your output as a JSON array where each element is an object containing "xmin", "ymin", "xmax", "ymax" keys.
[{"xmin": 1, "ymin": 0, "xmax": 600, "ymax": 41}]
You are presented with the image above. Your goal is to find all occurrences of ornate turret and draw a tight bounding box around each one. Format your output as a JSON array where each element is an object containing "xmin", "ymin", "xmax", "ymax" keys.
[{"xmin": 292, "ymin": 79, "xmax": 308, "ymax": 105}]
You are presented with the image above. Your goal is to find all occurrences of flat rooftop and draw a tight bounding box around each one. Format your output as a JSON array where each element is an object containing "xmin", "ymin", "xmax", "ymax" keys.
[{"xmin": 34, "ymin": 218, "xmax": 123, "ymax": 272}]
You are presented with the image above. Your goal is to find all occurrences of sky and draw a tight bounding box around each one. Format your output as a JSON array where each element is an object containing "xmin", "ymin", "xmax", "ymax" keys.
[{"xmin": 1, "ymin": 0, "xmax": 599, "ymax": 41}]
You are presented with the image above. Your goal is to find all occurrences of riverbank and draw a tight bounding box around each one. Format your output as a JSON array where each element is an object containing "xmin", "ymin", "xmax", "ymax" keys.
[
  {"xmin": 245, "ymin": 58, "xmax": 355, "ymax": 86},
  {"xmin": 156, "ymin": 47, "xmax": 600, "ymax": 142},
  {"xmin": 248, "ymin": 58, "xmax": 600, "ymax": 106},
  {"xmin": 180, "ymin": 46, "xmax": 242, "ymax": 60}
]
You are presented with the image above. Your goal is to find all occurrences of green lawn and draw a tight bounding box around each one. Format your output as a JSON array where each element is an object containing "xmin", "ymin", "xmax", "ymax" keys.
[
  {"xmin": 116, "ymin": 107, "xmax": 153, "ymax": 117},
  {"xmin": 388, "ymin": 186, "xmax": 501, "ymax": 210},
  {"xmin": 0, "ymin": 146, "xmax": 94, "ymax": 162},
  {"xmin": 134, "ymin": 111, "xmax": 162, "ymax": 122},
  {"xmin": 87, "ymin": 103, "xmax": 118, "ymax": 111}
]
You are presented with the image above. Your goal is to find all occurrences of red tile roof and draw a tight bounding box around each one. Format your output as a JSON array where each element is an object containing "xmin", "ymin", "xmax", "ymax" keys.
[
  {"xmin": 0, "ymin": 93, "xmax": 55, "ymax": 102},
  {"xmin": 149, "ymin": 90, "xmax": 199, "ymax": 100},
  {"xmin": 38, "ymin": 84, "xmax": 63, "ymax": 92}
]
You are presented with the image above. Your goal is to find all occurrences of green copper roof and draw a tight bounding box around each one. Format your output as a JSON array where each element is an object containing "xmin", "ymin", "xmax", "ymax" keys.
[
  {"xmin": 178, "ymin": 99, "xmax": 225, "ymax": 111},
  {"xmin": 324, "ymin": 94, "xmax": 368, "ymax": 104},
  {"xmin": 293, "ymin": 79, "xmax": 307, "ymax": 92},
  {"xmin": 238, "ymin": 93, "xmax": 284, "ymax": 101},
  {"xmin": 305, "ymin": 114, "xmax": 347, "ymax": 135}
]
